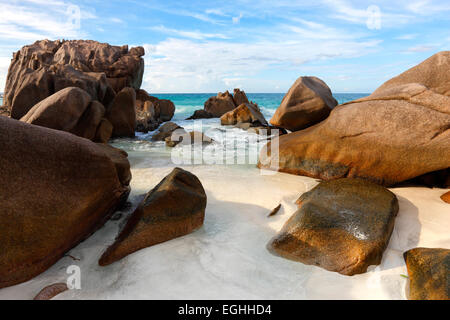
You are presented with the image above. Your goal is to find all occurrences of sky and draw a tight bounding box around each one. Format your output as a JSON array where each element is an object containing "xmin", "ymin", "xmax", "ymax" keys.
[{"xmin": 0, "ymin": 0, "xmax": 450, "ymax": 93}]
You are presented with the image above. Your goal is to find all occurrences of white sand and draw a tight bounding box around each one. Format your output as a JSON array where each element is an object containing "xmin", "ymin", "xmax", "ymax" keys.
[{"xmin": 0, "ymin": 142, "xmax": 449, "ymax": 300}]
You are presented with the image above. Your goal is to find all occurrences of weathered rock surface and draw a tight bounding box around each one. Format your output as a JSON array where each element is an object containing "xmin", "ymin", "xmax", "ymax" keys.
[
  {"xmin": 99, "ymin": 168, "xmax": 206, "ymax": 266},
  {"xmin": 270, "ymin": 76, "xmax": 337, "ymax": 131},
  {"xmin": 188, "ymin": 89, "xmax": 250, "ymax": 119},
  {"xmin": 4, "ymin": 39, "xmax": 144, "ymax": 119},
  {"xmin": 0, "ymin": 116, "xmax": 131, "ymax": 288},
  {"xmin": 94, "ymin": 118, "xmax": 113, "ymax": 143},
  {"xmin": 441, "ymin": 191, "xmax": 450, "ymax": 204},
  {"xmin": 259, "ymin": 52, "xmax": 450, "ymax": 186},
  {"xmin": 33, "ymin": 283, "xmax": 68, "ymax": 300},
  {"xmin": 204, "ymin": 91, "xmax": 237, "ymax": 117},
  {"xmin": 232, "ymin": 88, "xmax": 250, "ymax": 106},
  {"xmin": 404, "ymin": 248, "xmax": 450, "ymax": 300},
  {"xmin": 19, "ymin": 86, "xmax": 108, "ymax": 141},
  {"xmin": 268, "ymin": 178, "xmax": 399, "ymax": 276},
  {"xmin": 20, "ymin": 87, "xmax": 91, "ymax": 131},
  {"xmin": 220, "ymin": 103, "xmax": 268, "ymax": 126},
  {"xmin": 135, "ymin": 89, "xmax": 175, "ymax": 132},
  {"xmin": 105, "ymin": 87, "xmax": 136, "ymax": 138}
]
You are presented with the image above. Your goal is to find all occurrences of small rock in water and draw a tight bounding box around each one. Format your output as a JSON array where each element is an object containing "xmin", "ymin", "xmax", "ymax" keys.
[
  {"xmin": 268, "ymin": 204, "xmax": 282, "ymax": 217},
  {"xmin": 33, "ymin": 283, "xmax": 68, "ymax": 300},
  {"xmin": 268, "ymin": 178, "xmax": 399, "ymax": 276}
]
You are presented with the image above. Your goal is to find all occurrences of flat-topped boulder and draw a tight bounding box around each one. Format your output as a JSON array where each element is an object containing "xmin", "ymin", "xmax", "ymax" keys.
[
  {"xmin": 0, "ymin": 116, "xmax": 131, "ymax": 288},
  {"xmin": 151, "ymin": 121, "xmax": 184, "ymax": 142},
  {"xmin": 268, "ymin": 178, "xmax": 399, "ymax": 275},
  {"xmin": 259, "ymin": 52, "xmax": 450, "ymax": 186},
  {"xmin": 99, "ymin": 168, "xmax": 206, "ymax": 266},
  {"xmin": 4, "ymin": 39, "xmax": 144, "ymax": 119},
  {"xmin": 270, "ymin": 76, "xmax": 337, "ymax": 131},
  {"xmin": 404, "ymin": 248, "xmax": 450, "ymax": 300}
]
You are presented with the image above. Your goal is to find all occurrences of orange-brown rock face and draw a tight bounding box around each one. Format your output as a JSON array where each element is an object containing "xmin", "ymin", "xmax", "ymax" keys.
[
  {"xmin": 220, "ymin": 103, "xmax": 268, "ymax": 126},
  {"xmin": 232, "ymin": 88, "xmax": 250, "ymax": 106},
  {"xmin": 0, "ymin": 116, "xmax": 131, "ymax": 289},
  {"xmin": 441, "ymin": 191, "xmax": 450, "ymax": 204},
  {"xmin": 259, "ymin": 52, "xmax": 450, "ymax": 186},
  {"xmin": 204, "ymin": 91, "xmax": 237, "ymax": 117},
  {"xmin": 99, "ymin": 168, "xmax": 207, "ymax": 266},
  {"xmin": 4, "ymin": 39, "xmax": 144, "ymax": 119},
  {"xmin": 268, "ymin": 179, "xmax": 399, "ymax": 276},
  {"xmin": 134, "ymin": 89, "xmax": 175, "ymax": 132},
  {"xmin": 403, "ymin": 248, "xmax": 450, "ymax": 300},
  {"xmin": 270, "ymin": 76, "xmax": 337, "ymax": 131}
]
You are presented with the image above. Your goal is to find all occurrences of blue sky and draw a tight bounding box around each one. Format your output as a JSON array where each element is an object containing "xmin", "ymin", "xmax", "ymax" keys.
[{"xmin": 1, "ymin": 0, "xmax": 450, "ymax": 93}]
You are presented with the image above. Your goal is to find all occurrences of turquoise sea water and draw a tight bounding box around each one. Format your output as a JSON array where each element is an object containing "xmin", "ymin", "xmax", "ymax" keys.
[
  {"xmin": 0, "ymin": 93, "xmax": 368, "ymax": 119},
  {"xmin": 152, "ymin": 93, "xmax": 368, "ymax": 121}
]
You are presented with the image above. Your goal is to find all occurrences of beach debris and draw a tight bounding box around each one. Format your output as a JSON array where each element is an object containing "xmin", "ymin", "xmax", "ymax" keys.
[
  {"xmin": 268, "ymin": 204, "xmax": 282, "ymax": 217},
  {"xmin": 34, "ymin": 283, "xmax": 68, "ymax": 300}
]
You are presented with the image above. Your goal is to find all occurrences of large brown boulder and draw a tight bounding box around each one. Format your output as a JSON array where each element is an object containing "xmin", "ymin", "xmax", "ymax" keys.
[
  {"xmin": 204, "ymin": 91, "xmax": 237, "ymax": 117},
  {"xmin": 403, "ymin": 248, "xmax": 449, "ymax": 300},
  {"xmin": 151, "ymin": 121, "xmax": 184, "ymax": 141},
  {"xmin": 0, "ymin": 116, "xmax": 131, "ymax": 288},
  {"xmin": 220, "ymin": 102, "xmax": 268, "ymax": 126},
  {"xmin": 106, "ymin": 87, "xmax": 136, "ymax": 137},
  {"xmin": 19, "ymin": 87, "xmax": 107, "ymax": 142},
  {"xmin": 268, "ymin": 178, "xmax": 399, "ymax": 276},
  {"xmin": 99, "ymin": 168, "xmax": 207, "ymax": 266},
  {"xmin": 270, "ymin": 76, "xmax": 337, "ymax": 131},
  {"xmin": 259, "ymin": 52, "xmax": 450, "ymax": 186},
  {"xmin": 4, "ymin": 39, "xmax": 144, "ymax": 119}
]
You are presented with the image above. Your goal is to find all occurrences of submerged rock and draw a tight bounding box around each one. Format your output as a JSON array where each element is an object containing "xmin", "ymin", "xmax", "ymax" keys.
[
  {"xmin": 268, "ymin": 178, "xmax": 399, "ymax": 276},
  {"xmin": 99, "ymin": 168, "xmax": 207, "ymax": 266},
  {"xmin": 270, "ymin": 76, "xmax": 337, "ymax": 131},
  {"xmin": 165, "ymin": 131, "xmax": 214, "ymax": 148},
  {"xmin": 220, "ymin": 102, "xmax": 268, "ymax": 126},
  {"xmin": 259, "ymin": 52, "xmax": 450, "ymax": 186},
  {"xmin": 34, "ymin": 283, "xmax": 68, "ymax": 300},
  {"xmin": 186, "ymin": 109, "xmax": 215, "ymax": 120},
  {"xmin": 151, "ymin": 121, "xmax": 184, "ymax": 142},
  {"xmin": 0, "ymin": 116, "xmax": 131, "ymax": 288},
  {"xmin": 4, "ymin": 39, "xmax": 144, "ymax": 119},
  {"xmin": 403, "ymin": 248, "xmax": 450, "ymax": 300}
]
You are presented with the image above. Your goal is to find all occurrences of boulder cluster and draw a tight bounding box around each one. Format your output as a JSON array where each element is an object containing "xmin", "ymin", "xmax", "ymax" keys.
[
  {"xmin": 2, "ymin": 39, "xmax": 175, "ymax": 142},
  {"xmin": 260, "ymin": 52, "xmax": 450, "ymax": 300}
]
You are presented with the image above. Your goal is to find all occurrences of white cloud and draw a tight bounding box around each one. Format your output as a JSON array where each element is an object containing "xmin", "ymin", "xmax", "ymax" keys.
[
  {"xmin": 141, "ymin": 36, "xmax": 380, "ymax": 92},
  {"xmin": 150, "ymin": 25, "xmax": 230, "ymax": 40},
  {"xmin": 402, "ymin": 45, "xmax": 435, "ymax": 53},
  {"xmin": 395, "ymin": 34, "xmax": 418, "ymax": 40},
  {"xmin": 232, "ymin": 13, "xmax": 243, "ymax": 24}
]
